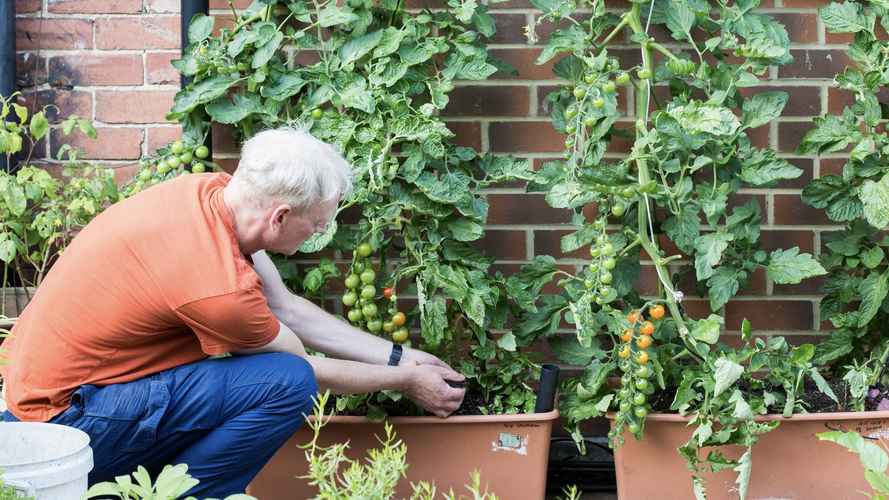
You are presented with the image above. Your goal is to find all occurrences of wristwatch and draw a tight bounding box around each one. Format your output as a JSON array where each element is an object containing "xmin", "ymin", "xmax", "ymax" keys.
[{"xmin": 388, "ymin": 343, "xmax": 403, "ymax": 366}]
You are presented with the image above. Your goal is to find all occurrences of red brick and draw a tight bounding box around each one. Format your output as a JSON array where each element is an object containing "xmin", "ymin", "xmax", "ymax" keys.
[
  {"xmin": 533, "ymin": 229, "xmax": 585, "ymax": 260},
  {"xmin": 96, "ymin": 16, "xmax": 179, "ymax": 50},
  {"xmin": 776, "ymin": 158, "xmax": 814, "ymax": 189},
  {"xmin": 783, "ymin": 0, "xmax": 828, "ymax": 5},
  {"xmin": 487, "ymin": 194, "xmax": 571, "ymax": 224},
  {"xmin": 490, "ymin": 121, "xmax": 562, "ymax": 153},
  {"xmin": 724, "ymin": 300, "xmax": 813, "ymax": 330},
  {"xmin": 16, "ymin": 53, "xmax": 46, "ymax": 88},
  {"xmin": 778, "ymin": 121, "xmax": 815, "ymax": 153},
  {"xmin": 212, "ymin": 15, "xmax": 237, "ymax": 37},
  {"xmin": 737, "ymin": 268, "xmax": 768, "ymax": 296},
  {"xmin": 443, "ymin": 86, "xmax": 530, "ymax": 117},
  {"xmin": 96, "ymin": 90, "xmax": 177, "ymax": 124},
  {"xmin": 211, "ymin": 123, "xmax": 240, "ymax": 155},
  {"xmin": 474, "ymin": 230, "xmax": 527, "ymax": 260},
  {"xmin": 146, "ymin": 52, "xmax": 180, "ymax": 85},
  {"xmin": 49, "ymin": 54, "xmax": 143, "ymax": 86},
  {"xmin": 605, "ymin": 122, "xmax": 635, "ymax": 153},
  {"xmin": 760, "ymin": 230, "xmax": 815, "ymax": 254},
  {"xmin": 445, "ymin": 121, "xmax": 482, "ymax": 150},
  {"xmin": 16, "ymin": 0, "xmax": 41, "ymax": 13},
  {"xmin": 144, "ymin": 0, "xmax": 179, "ymax": 12},
  {"xmin": 828, "ymin": 87, "xmax": 889, "ymax": 114},
  {"xmin": 489, "ymin": 14, "xmax": 529, "ymax": 45},
  {"xmin": 819, "ymin": 158, "xmax": 845, "ymax": 177},
  {"xmin": 51, "ymin": 127, "xmax": 143, "ymax": 160},
  {"xmin": 16, "ymin": 18, "xmax": 93, "ymax": 50},
  {"xmin": 209, "ymin": 0, "xmax": 251, "ymax": 7},
  {"xmin": 146, "ymin": 125, "xmax": 183, "ymax": 153},
  {"xmin": 22, "ymin": 90, "xmax": 92, "ymax": 123},
  {"xmin": 747, "ymin": 122, "xmax": 771, "ymax": 149},
  {"xmin": 778, "ymin": 50, "xmax": 852, "ymax": 79},
  {"xmin": 47, "ymin": 0, "xmax": 142, "ymax": 13},
  {"xmin": 774, "ymin": 274, "xmax": 825, "ymax": 296},
  {"xmin": 773, "ymin": 195, "xmax": 833, "ymax": 226},
  {"xmin": 489, "ymin": 49, "xmax": 557, "ymax": 80},
  {"xmin": 771, "ymin": 13, "xmax": 819, "ymax": 44},
  {"xmin": 404, "ymin": 0, "xmax": 447, "ymax": 8}
]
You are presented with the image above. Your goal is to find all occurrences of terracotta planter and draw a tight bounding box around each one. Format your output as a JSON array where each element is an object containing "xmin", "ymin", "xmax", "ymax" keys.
[
  {"xmin": 247, "ymin": 410, "xmax": 560, "ymax": 499},
  {"xmin": 609, "ymin": 410, "xmax": 889, "ymax": 499}
]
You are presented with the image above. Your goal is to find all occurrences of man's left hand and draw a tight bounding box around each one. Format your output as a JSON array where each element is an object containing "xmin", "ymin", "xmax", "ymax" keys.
[{"xmin": 401, "ymin": 347, "xmax": 465, "ymax": 382}]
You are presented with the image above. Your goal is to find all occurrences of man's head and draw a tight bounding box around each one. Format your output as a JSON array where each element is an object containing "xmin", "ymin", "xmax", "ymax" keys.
[{"xmin": 224, "ymin": 127, "xmax": 353, "ymax": 256}]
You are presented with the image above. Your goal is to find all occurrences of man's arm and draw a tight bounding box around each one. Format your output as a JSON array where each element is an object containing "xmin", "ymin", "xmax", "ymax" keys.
[
  {"xmin": 252, "ymin": 250, "xmax": 451, "ymax": 368},
  {"xmin": 233, "ymin": 321, "xmax": 465, "ymax": 417}
]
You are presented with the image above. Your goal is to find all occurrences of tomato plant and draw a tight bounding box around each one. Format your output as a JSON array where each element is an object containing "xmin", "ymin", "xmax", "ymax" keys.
[
  {"xmin": 526, "ymin": 0, "xmax": 829, "ymax": 496},
  {"xmin": 165, "ymin": 0, "xmax": 542, "ymax": 417},
  {"xmin": 800, "ymin": 1, "xmax": 889, "ymax": 374}
]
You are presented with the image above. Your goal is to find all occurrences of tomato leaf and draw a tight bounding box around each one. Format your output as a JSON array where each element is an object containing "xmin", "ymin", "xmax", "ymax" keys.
[{"xmin": 766, "ymin": 247, "xmax": 827, "ymax": 284}]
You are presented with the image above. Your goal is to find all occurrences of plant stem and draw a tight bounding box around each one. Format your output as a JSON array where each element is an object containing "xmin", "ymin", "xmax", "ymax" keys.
[{"xmin": 598, "ymin": 15, "xmax": 629, "ymax": 50}]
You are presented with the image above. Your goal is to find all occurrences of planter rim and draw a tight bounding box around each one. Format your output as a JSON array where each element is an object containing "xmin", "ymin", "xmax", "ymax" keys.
[
  {"xmin": 309, "ymin": 409, "xmax": 559, "ymax": 425},
  {"xmin": 606, "ymin": 409, "xmax": 889, "ymax": 422}
]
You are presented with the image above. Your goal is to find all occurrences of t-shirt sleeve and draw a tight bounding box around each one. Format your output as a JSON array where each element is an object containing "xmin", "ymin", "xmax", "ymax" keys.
[{"xmin": 174, "ymin": 287, "xmax": 280, "ymax": 355}]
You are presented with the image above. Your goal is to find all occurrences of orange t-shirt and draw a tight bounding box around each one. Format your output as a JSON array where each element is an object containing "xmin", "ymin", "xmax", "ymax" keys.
[{"xmin": 0, "ymin": 173, "xmax": 279, "ymax": 422}]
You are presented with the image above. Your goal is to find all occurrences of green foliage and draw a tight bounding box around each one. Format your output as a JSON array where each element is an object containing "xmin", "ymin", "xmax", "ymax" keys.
[
  {"xmin": 0, "ymin": 94, "xmax": 120, "ymax": 316},
  {"xmin": 83, "ymin": 464, "xmax": 255, "ymax": 500},
  {"xmin": 529, "ymin": 1, "xmax": 828, "ymax": 498},
  {"xmin": 804, "ymin": 1, "xmax": 889, "ymax": 367},
  {"xmin": 165, "ymin": 0, "xmax": 537, "ymax": 416},
  {"xmin": 0, "ymin": 475, "xmax": 34, "ymax": 500}
]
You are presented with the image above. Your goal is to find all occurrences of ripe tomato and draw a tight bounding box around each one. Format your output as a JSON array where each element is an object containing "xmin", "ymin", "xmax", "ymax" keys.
[
  {"xmin": 636, "ymin": 351, "xmax": 649, "ymax": 364},
  {"xmin": 392, "ymin": 328, "xmax": 409, "ymax": 343},
  {"xmin": 391, "ymin": 311, "xmax": 406, "ymax": 327},
  {"xmin": 640, "ymin": 321, "xmax": 655, "ymax": 336},
  {"xmin": 636, "ymin": 336, "xmax": 652, "ymax": 349},
  {"xmin": 627, "ymin": 310, "xmax": 639, "ymax": 324},
  {"xmin": 620, "ymin": 329, "xmax": 633, "ymax": 343},
  {"xmin": 618, "ymin": 346, "xmax": 631, "ymax": 359},
  {"xmin": 650, "ymin": 304, "xmax": 666, "ymax": 320},
  {"xmin": 383, "ymin": 287, "xmax": 395, "ymax": 299}
]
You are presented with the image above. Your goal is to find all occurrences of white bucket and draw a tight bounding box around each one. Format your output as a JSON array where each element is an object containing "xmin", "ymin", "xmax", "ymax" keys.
[{"xmin": 0, "ymin": 422, "xmax": 93, "ymax": 499}]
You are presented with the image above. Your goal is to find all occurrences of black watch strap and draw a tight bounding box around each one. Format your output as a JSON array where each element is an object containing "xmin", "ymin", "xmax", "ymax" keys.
[{"xmin": 388, "ymin": 343, "xmax": 403, "ymax": 366}]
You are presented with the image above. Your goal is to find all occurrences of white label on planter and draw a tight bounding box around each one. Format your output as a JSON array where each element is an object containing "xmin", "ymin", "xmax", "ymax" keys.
[{"xmin": 492, "ymin": 432, "xmax": 527, "ymax": 455}]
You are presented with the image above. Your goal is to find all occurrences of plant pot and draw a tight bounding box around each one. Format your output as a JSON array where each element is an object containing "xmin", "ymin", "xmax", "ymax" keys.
[
  {"xmin": 247, "ymin": 410, "xmax": 560, "ymax": 499},
  {"xmin": 0, "ymin": 422, "xmax": 94, "ymax": 500},
  {"xmin": 1, "ymin": 287, "xmax": 35, "ymax": 328},
  {"xmin": 608, "ymin": 410, "xmax": 889, "ymax": 499}
]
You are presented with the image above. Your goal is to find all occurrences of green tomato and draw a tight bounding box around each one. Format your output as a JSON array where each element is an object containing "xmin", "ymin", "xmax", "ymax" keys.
[
  {"xmin": 634, "ymin": 406, "xmax": 648, "ymax": 418},
  {"xmin": 565, "ymin": 107, "xmax": 578, "ymax": 119},
  {"xmin": 367, "ymin": 319, "xmax": 382, "ymax": 332},
  {"xmin": 166, "ymin": 156, "xmax": 181, "ymax": 169},
  {"xmin": 170, "ymin": 141, "xmax": 184, "ymax": 154},
  {"xmin": 353, "ymin": 261, "xmax": 365, "ymax": 273},
  {"xmin": 621, "ymin": 187, "xmax": 636, "ymax": 198},
  {"xmin": 636, "ymin": 366, "xmax": 651, "ymax": 379},
  {"xmin": 383, "ymin": 321, "xmax": 395, "ymax": 333},
  {"xmin": 635, "ymin": 379, "xmax": 649, "ymax": 391},
  {"xmin": 619, "ymin": 387, "xmax": 630, "ymax": 399},
  {"xmin": 611, "ymin": 204, "xmax": 626, "ymax": 217},
  {"xmin": 345, "ymin": 274, "xmax": 360, "ymax": 289},
  {"xmin": 627, "ymin": 423, "xmax": 641, "ymax": 434},
  {"xmin": 360, "ymin": 285, "xmax": 376, "ymax": 300},
  {"xmin": 619, "ymin": 400, "xmax": 631, "ymax": 412},
  {"xmin": 585, "ymin": 279, "xmax": 595, "ymax": 290},
  {"xmin": 637, "ymin": 69, "xmax": 652, "ymax": 79},
  {"xmin": 593, "ymin": 98, "xmax": 605, "ymax": 109},
  {"xmin": 157, "ymin": 163, "xmax": 170, "ymax": 175},
  {"xmin": 616, "ymin": 72, "xmax": 630, "ymax": 85},
  {"xmin": 362, "ymin": 303, "xmax": 378, "ymax": 318},
  {"xmin": 342, "ymin": 292, "xmax": 358, "ymax": 307},
  {"xmin": 633, "ymin": 392, "xmax": 647, "ymax": 405},
  {"xmin": 621, "ymin": 373, "xmax": 632, "ymax": 385},
  {"xmin": 347, "ymin": 308, "xmax": 363, "ymax": 323},
  {"xmin": 600, "ymin": 271, "xmax": 613, "ymax": 285},
  {"xmin": 195, "ymin": 145, "xmax": 210, "ymax": 159},
  {"xmin": 584, "ymin": 73, "xmax": 595, "ymax": 84},
  {"xmin": 603, "ymin": 258, "xmax": 616, "ymax": 271},
  {"xmin": 599, "ymin": 285, "xmax": 612, "ymax": 296},
  {"xmin": 191, "ymin": 162, "xmax": 206, "ymax": 173},
  {"xmin": 573, "ymin": 87, "xmax": 587, "ymax": 99},
  {"xmin": 138, "ymin": 170, "xmax": 152, "ymax": 182},
  {"xmin": 179, "ymin": 151, "xmax": 193, "ymax": 164},
  {"xmin": 602, "ymin": 243, "xmax": 614, "ymax": 256},
  {"xmin": 311, "ymin": 108, "xmax": 323, "ymax": 119},
  {"xmin": 360, "ymin": 269, "xmax": 376, "ymax": 284},
  {"xmin": 357, "ymin": 243, "xmax": 373, "ymax": 257},
  {"xmin": 583, "ymin": 116, "xmax": 595, "ymax": 127},
  {"xmin": 566, "ymin": 125, "xmax": 577, "ymax": 134},
  {"xmin": 603, "ymin": 81, "xmax": 616, "ymax": 93},
  {"xmin": 590, "ymin": 246, "xmax": 601, "ymax": 258}
]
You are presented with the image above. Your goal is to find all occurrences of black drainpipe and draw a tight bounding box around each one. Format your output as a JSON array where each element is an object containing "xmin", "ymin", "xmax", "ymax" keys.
[
  {"xmin": 180, "ymin": 0, "xmax": 211, "ymax": 161},
  {"xmin": 1, "ymin": 1, "xmax": 16, "ymax": 172}
]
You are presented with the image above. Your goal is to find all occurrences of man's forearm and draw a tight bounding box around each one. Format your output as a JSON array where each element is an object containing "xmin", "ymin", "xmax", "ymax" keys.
[
  {"xmin": 233, "ymin": 322, "xmax": 414, "ymax": 395},
  {"xmin": 275, "ymin": 292, "xmax": 394, "ymax": 365}
]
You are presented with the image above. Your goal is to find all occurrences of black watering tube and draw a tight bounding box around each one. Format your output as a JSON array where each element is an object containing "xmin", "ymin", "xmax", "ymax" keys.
[
  {"xmin": 534, "ymin": 363, "xmax": 560, "ymax": 413},
  {"xmin": 180, "ymin": 0, "xmax": 212, "ymax": 161},
  {"xmin": 1, "ymin": 1, "xmax": 16, "ymax": 173}
]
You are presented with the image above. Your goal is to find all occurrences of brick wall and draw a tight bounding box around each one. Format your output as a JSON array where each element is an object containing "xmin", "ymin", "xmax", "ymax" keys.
[{"xmin": 13, "ymin": 0, "xmax": 846, "ymax": 339}]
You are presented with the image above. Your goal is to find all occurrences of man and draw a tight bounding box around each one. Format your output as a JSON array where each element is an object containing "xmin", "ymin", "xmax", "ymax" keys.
[{"xmin": 0, "ymin": 127, "xmax": 466, "ymax": 496}]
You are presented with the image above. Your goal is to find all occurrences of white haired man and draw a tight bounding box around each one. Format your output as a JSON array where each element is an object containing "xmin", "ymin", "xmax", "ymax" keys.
[{"xmin": 0, "ymin": 127, "xmax": 466, "ymax": 496}]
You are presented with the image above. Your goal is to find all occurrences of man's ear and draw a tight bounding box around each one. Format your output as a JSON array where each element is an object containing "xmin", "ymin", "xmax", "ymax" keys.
[{"xmin": 270, "ymin": 204, "xmax": 291, "ymax": 228}]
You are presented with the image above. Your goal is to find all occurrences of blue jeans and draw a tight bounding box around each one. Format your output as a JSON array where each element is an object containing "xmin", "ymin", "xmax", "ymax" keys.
[{"xmin": 1, "ymin": 352, "xmax": 317, "ymax": 497}]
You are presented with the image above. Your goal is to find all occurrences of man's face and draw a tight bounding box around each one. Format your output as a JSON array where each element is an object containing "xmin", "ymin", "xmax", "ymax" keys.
[{"xmin": 269, "ymin": 199, "xmax": 338, "ymax": 255}]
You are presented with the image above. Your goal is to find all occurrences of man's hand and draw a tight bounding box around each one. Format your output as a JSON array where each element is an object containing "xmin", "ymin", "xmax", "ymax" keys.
[
  {"xmin": 403, "ymin": 365, "xmax": 467, "ymax": 417},
  {"xmin": 402, "ymin": 347, "xmax": 463, "ymax": 377}
]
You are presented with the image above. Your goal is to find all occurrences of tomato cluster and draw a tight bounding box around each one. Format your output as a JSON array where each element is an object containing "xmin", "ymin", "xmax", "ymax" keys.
[
  {"xmin": 615, "ymin": 304, "xmax": 666, "ymax": 435},
  {"xmin": 341, "ymin": 242, "xmax": 409, "ymax": 343},
  {"xmin": 125, "ymin": 140, "xmax": 211, "ymax": 196}
]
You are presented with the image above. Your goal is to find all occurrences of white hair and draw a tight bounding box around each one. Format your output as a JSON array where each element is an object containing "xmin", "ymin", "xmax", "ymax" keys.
[{"xmin": 231, "ymin": 126, "xmax": 353, "ymax": 210}]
